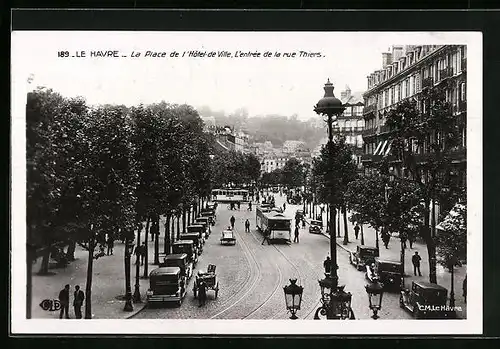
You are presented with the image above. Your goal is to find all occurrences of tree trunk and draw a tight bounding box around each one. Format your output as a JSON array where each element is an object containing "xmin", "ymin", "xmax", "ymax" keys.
[
  {"xmin": 26, "ymin": 233, "xmax": 34, "ymax": 319},
  {"xmin": 133, "ymin": 222, "xmax": 142, "ymax": 303},
  {"xmin": 360, "ymin": 224, "xmax": 365, "ymax": 245},
  {"xmin": 38, "ymin": 243, "xmax": 51, "ymax": 275},
  {"xmin": 123, "ymin": 237, "xmax": 133, "ymax": 311},
  {"xmin": 375, "ymin": 227, "xmax": 380, "ymax": 250},
  {"xmin": 182, "ymin": 207, "xmax": 187, "ymax": 234},
  {"xmin": 143, "ymin": 217, "xmax": 150, "ymax": 279},
  {"xmin": 176, "ymin": 215, "xmax": 180, "ymax": 240},
  {"xmin": 171, "ymin": 215, "xmax": 175, "ymax": 241},
  {"xmin": 84, "ymin": 233, "xmax": 95, "ymax": 319},
  {"xmin": 66, "ymin": 240, "xmax": 76, "ymax": 261},
  {"xmin": 187, "ymin": 207, "xmax": 191, "ymax": 226},
  {"xmin": 423, "ymin": 198, "xmax": 437, "ymax": 283},
  {"xmin": 164, "ymin": 214, "xmax": 170, "ymax": 255},
  {"xmin": 326, "ymin": 205, "xmax": 329, "ymax": 234},
  {"xmin": 400, "ymin": 240, "xmax": 406, "ymax": 276},
  {"xmin": 342, "ymin": 206, "xmax": 349, "ymax": 245},
  {"xmin": 337, "ymin": 209, "xmax": 341, "ymax": 238},
  {"xmin": 154, "ymin": 217, "xmax": 160, "ymax": 265}
]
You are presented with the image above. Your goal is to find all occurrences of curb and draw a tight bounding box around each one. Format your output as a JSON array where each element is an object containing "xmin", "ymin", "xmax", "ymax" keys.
[{"xmin": 125, "ymin": 302, "xmax": 147, "ymax": 319}]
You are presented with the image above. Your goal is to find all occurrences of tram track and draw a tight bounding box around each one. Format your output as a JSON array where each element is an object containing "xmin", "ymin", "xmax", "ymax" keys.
[{"xmin": 209, "ymin": 227, "xmax": 263, "ymax": 319}]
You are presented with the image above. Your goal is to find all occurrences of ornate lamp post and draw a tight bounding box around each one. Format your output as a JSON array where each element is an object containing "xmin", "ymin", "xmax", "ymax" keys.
[
  {"xmin": 447, "ymin": 255, "xmax": 459, "ymax": 308},
  {"xmin": 124, "ymin": 240, "xmax": 135, "ymax": 312},
  {"xmin": 365, "ymin": 281, "xmax": 384, "ymax": 319},
  {"xmin": 313, "ymin": 79, "xmax": 354, "ymax": 320},
  {"xmin": 283, "ymin": 279, "xmax": 304, "ymax": 319}
]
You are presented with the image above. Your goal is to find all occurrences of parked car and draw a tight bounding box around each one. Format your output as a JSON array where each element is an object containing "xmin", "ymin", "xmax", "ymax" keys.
[
  {"xmin": 172, "ymin": 240, "xmax": 198, "ymax": 266},
  {"xmin": 187, "ymin": 224, "xmax": 206, "ymax": 244},
  {"xmin": 162, "ymin": 253, "xmax": 193, "ymax": 280},
  {"xmin": 349, "ymin": 245, "xmax": 379, "ymax": 271},
  {"xmin": 179, "ymin": 233, "xmax": 203, "ymax": 255},
  {"xmin": 400, "ymin": 281, "xmax": 456, "ymax": 319},
  {"xmin": 195, "ymin": 217, "xmax": 211, "ymax": 237},
  {"xmin": 365, "ymin": 258, "xmax": 403, "ymax": 290},
  {"xmin": 309, "ymin": 219, "xmax": 323, "ymax": 234},
  {"xmin": 146, "ymin": 267, "xmax": 186, "ymax": 306}
]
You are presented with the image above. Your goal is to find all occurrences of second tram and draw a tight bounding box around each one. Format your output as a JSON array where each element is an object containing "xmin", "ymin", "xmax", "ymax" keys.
[{"xmin": 211, "ymin": 188, "xmax": 249, "ymax": 203}]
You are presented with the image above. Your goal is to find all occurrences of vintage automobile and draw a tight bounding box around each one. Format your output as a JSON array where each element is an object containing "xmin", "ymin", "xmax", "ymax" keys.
[
  {"xmin": 309, "ymin": 219, "xmax": 323, "ymax": 234},
  {"xmin": 172, "ymin": 240, "xmax": 198, "ymax": 266},
  {"xmin": 162, "ymin": 253, "xmax": 193, "ymax": 280},
  {"xmin": 195, "ymin": 217, "xmax": 211, "ymax": 238},
  {"xmin": 400, "ymin": 281, "xmax": 456, "ymax": 319},
  {"xmin": 179, "ymin": 233, "xmax": 203, "ymax": 255},
  {"xmin": 193, "ymin": 264, "xmax": 219, "ymax": 299},
  {"xmin": 220, "ymin": 229, "xmax": 236, "ymax": 245},
  {"xmin": 200, "ymin": 210, "xmax": 216, "ymax": 225},
  {"xmin": 146, "ymin": 267, "xmax": 187, "ymax": 306},
  {"xmin": 365, "ymin": 258, "xmax": 403, "ymax": 290},
  {"xmin": 349, "ymin": 245, "xmax": 379, "ymax": 271},
  {"xmin": 187, "ymin": 224, "xmax": 206, "ymax": 245}
]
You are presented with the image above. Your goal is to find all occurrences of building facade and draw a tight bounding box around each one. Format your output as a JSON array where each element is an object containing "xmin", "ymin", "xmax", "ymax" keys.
[{"xmin": 361, "ymin": 44, "xmax": 467, "ymax": 187}]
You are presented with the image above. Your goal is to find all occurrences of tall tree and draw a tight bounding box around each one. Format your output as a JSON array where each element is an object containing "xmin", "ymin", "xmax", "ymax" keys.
[{"xmin": 385, "ymin": 83, "xmax": 463, "ymax": 283}]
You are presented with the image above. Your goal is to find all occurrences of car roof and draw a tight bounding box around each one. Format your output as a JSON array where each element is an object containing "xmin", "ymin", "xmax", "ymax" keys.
[
  {"xmin": 150, "ymin": 267, "xmax": 180, "ymax": 276},
  {"xmin": 358, "ymin": 245, "xmax": 378, "ymax": 250},
  {"xmin": 188, "ymin": 224, "xmax": 203, "ymax": 228},
  {"xmin": 181, "ymin": 233, "xmax": 199, "ymax": 237},
  {"xmin": 165, "ymin": 253, "xmax": 188, "ymax": 260},
  {"xmin": 413, "ymin": 281, "xmax": 448, "ymax": 290},
  {"xmin": 310, "ymin": 220, "xmax": 322, "ymax": 224},
  {"xmin": 173, "ymin": 240, "xmax": 193, "ymax": 245},
  {"xmin": 376, "ymin": 258, "xmax": 402, "ymax": 265}
]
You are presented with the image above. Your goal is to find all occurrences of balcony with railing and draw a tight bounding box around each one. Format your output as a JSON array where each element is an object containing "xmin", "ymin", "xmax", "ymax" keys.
[
  {"xmin": 361, "ymin": 127, "xmax": 377, "ymax": 137},
  {"xmin": 422, "ymin": 77, "xmax": 434, "ymax": 90},
  {"xmin": 363, "ymin": 104, "xmax": 377, "ymax": 115},
  {"xmin": 438, "ymin": 66, "xmax": 453, "ymax": 82}
]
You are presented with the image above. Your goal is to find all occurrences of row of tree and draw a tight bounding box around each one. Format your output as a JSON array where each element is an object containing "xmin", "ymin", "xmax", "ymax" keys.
[{"xmin": 27, "ymin": 88, "xmax": 213, "ymax": 318}]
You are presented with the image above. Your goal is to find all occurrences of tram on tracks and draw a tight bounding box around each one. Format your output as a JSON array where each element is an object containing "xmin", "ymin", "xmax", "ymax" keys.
[
  {"xmin": 256, "ymin": 206, "xmax": 292, "ymax": 243},
  {"xmin": 211, "ymin": 188, "xmax": 249, "ymax": 203}
]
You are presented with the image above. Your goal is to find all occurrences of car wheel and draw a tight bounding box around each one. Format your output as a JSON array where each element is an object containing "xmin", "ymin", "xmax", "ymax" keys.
[
  {"xmin": 399, "ymin": 295, "xmax": 405, "ymax": 309},
  {"xmin": 177, "ymin": 300, "xmax": 182, "ymax": 307}
]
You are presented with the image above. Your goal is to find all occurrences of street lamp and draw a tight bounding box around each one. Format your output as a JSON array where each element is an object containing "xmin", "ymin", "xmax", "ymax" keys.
[
  {"xmin": 447, "ymin": 256, "xmax": 459, "ymax": 308},
  {"xmin": 283, "ymin": 278, "xmax": 304, "ymax": 319},
  {"xmin": 124, "ymin": 240, "xmax": 135, "ymax": 312},
  {"xmin": 314, "ymin": 79, "xmax": 355, "ymax": 320},
  {"xmin": 314, "ymin": 276, "xmax": 354, "ymax": 319},
  {"xmin": 365, "ymin": 281, "xmax": 384, "ymax": 319}
]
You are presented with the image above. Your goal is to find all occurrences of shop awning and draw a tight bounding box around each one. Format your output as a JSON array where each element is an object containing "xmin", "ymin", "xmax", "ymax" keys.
[
  {"xmin": 436, "ymin": 203, "xmax": 466, "ymax": 231},
  {"xmin": 374, "ymin": 140, "xmax": 388, "ymax": 155}
]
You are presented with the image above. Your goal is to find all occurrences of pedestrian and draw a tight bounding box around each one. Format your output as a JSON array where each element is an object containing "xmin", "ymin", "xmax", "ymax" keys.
[
  {"xmin": 237, "ymin": 202, "xmax": 241, "ymax": 210},
  {"xmin": 230, "ymin": 215, "xmax": 235, "ymax": 230},
  {"xmin": 412, "ymin": 251, "xmax": 422, "ymax": 276},
  {"xmin": 283, "ymin": 202, "xmax": 286, "ymax": 211},
  {"xmin": 139, "ymin": 242, "xmax": 146, "ymax": 265},
  {"xmin": 248, "ymin": 202, "xmax": 252, "ymax": 211},
  {"xmin": 382, "ymin": 230, "xmax": 390, "ymax": 249},
  {"xmin": 58, "ymin": 284, "xmax": 70, "ymax": 319},
  {"xmin": 323, "ymin": 256, "xmax": 331, "ymax": 275},
  {"xmin": 261, "ymin": 230, "xmax": 269, "ymax": 245},
  {"xmin": 463, "ymin": 274, "xmax": 467, "ymax": 303},
  {"xmin": 293, "ymin": 225, "xmax": 299, "ymax": 243},
  {"xmin": 302, "ymin": 217, "xmax": 306, "ymax": 229},
  {"xmin": 73, "ymin": 285, "xmax": 85, "ymax": 319},
  {"xmin": 409, "ymin": 235, "xmax": 415, "ymax": 249},
  {"xmin": 401, "ymin": 235, "xmax": 407, "ymax": 249},
  {"xmin": 198, "ymin": 280, "xmax": 207, "ymax": 307},
  {"xmin": 354, "ymin": 224, "xmax": 360, "ymax": 240},
  {"xmin": 245, "ymin": 219, "xmax": 250, "ymax": 233},
  {"xmin": 106, "ymin": 234, "xmax": 114, "ymax": 256}
]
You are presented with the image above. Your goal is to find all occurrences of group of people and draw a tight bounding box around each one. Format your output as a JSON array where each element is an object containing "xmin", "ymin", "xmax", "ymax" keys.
[{"xmin": 58, "ymin": 284, "xmax": 85, "ymax": 319}]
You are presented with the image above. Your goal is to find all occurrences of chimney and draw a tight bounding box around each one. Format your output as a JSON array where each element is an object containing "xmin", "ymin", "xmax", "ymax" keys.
[
  {"xmin": 382, "ymin": 52, "xmax": 392, "ymax": 68},
  {"xmin": 392, "ymin": 45, "xmax": 404, "ymax": 61},
  {"xmin": 341, "ymin": 85, "xmax": 352, "ymax": 101}
]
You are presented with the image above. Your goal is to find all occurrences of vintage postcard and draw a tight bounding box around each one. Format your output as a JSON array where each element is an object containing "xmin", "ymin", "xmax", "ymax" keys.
[{"xmin": 11, "ymin": 31, "xmax": 482, "ymax": 334}]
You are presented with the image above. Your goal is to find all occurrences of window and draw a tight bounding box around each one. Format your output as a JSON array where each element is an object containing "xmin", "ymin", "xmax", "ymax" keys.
[
  {"xmin": 461, "ymin": 82, "xmax": 466, "ymax": 101},
  {"xmin": 410, "ymin": 76, "xmax": 415, "ymax": 95}
]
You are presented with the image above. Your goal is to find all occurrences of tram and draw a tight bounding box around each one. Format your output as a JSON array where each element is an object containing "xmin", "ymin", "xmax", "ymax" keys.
[
  {"xmin": 256, "ymin": 206, "xmax": 292, "ymax": 243},
  {"xmin": 211, "ymin": 188, "xmax": 249, "ymax": 203}
]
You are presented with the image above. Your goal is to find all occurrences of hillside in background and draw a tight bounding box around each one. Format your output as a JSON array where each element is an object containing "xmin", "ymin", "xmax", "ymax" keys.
[{"xmin": 197, "ymin": 105, "xmax": 326, "ymax": 150}]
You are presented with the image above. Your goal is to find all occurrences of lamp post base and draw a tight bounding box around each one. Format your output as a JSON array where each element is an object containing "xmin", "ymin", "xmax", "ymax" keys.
[
  {"xmin": 290, "ymin": 313, "xmax": 298, "ymax": 320},
  {"xmin": 133, "ymin": 286, "xmax": 142, "ymax": 303}
]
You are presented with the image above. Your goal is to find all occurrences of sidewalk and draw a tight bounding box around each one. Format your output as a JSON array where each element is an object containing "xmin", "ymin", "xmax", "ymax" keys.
[
  {"xmin": 31, "ymin": 232, "xmax": 163, "ymax": 319},
  {"xmin": 303, "ymin": 211, "xmax": 467, "ymax": 319}
]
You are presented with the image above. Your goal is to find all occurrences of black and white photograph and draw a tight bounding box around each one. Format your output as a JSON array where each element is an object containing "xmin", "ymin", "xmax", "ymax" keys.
[{"xmin": 11, "ymin": 31, "xmax": 482, "ymax": 335}]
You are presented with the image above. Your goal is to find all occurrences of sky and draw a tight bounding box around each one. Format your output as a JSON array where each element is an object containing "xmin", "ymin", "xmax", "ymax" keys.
[{"xmin": 12, "ymin": 31, "xmax": 469, "ymax": 120}]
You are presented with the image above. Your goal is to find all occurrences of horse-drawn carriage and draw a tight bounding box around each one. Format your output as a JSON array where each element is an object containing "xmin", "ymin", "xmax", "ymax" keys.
[{"xmin": 192, "ymin": 264, "xmax": 219, "ymax": 299}]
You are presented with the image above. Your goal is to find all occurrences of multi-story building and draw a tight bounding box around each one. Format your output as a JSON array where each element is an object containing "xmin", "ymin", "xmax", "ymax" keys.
[
  {"xmin": 361, "ymin": 44, "xmax": 467, "ymax": 189},
  {"xmin": 260, "ymin": 150, "xmax": 313, "ymax": 173},
  {"xmin": 283, "ymin": 140, "xmax": 307, "ymax": 154}
]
